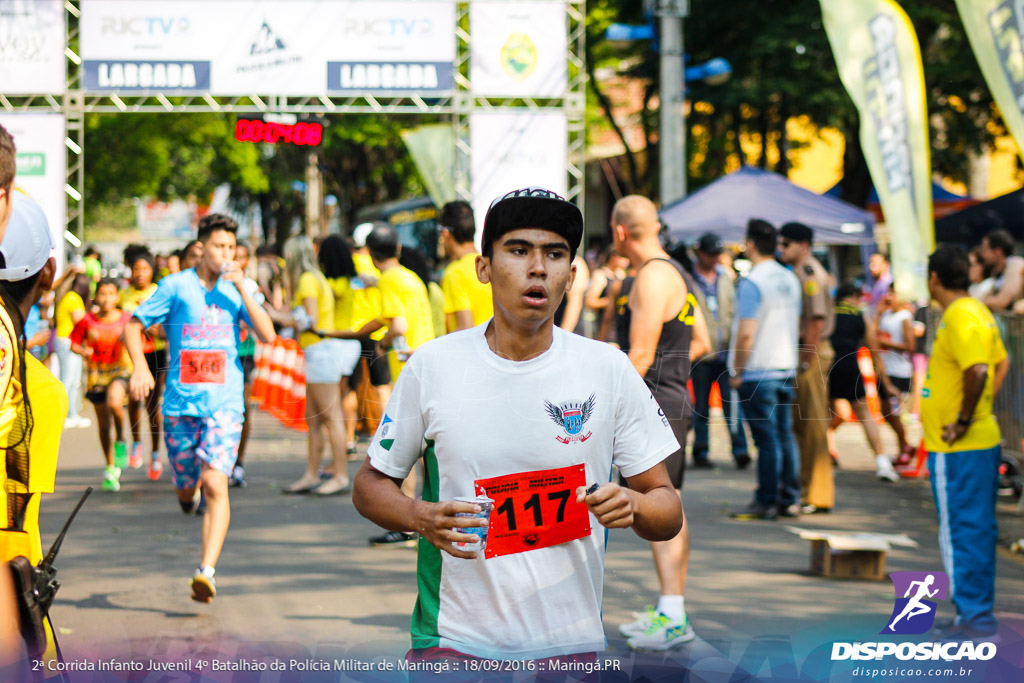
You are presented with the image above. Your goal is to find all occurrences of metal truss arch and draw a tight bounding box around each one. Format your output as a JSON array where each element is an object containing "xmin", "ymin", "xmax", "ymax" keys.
[{"xmin": 4, "ymin": 0, "xmax": 585, "ymax": 242}]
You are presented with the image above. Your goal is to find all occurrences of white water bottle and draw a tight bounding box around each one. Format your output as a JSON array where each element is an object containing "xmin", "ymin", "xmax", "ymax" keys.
[
  {"xmin": 292, "ymin": 306, "xmax": 312, "ymax": 333},
  {"xmin": 392, "ymin": 335, "xmax": 411, "ymax": 362}
]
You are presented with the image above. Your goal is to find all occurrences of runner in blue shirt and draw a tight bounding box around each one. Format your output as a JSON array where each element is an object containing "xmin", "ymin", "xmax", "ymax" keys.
[{"xmin": 124, "ymin": 214, "xmax": 274, "ymax": 603}]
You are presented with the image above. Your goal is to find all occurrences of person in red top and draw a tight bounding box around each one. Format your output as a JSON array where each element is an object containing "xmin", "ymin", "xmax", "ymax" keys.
[{"xmin": 69, "ymin": 278, "xmax": 134, "ymax": 492}]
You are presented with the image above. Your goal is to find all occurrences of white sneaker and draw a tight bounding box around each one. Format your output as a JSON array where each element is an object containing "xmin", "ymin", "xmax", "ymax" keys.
[
  {"xmin": 876, "ymin": 455, "xmax": 900, "ymax": 483},
  {"xmin": 626, "ymin": 611, "xmax": 696, "ymax": 650},
  {"xmin": 190, "ymin": 566, "xmax": 216, "ymax": 603},
  {"xmin": 619, "ymin": 606, "xmax": 658, "ymax": 637}
]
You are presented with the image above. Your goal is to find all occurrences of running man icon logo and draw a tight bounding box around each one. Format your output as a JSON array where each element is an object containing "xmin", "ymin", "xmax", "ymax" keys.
[{"xmin": 882, "ymin": 571, "xmax": 949, "ymax": 635}]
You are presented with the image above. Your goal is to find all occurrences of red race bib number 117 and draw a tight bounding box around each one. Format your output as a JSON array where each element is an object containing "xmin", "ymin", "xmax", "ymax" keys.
[{"xmin": 475, "ymin": 464, "xmax": 590, "ymax": 559}]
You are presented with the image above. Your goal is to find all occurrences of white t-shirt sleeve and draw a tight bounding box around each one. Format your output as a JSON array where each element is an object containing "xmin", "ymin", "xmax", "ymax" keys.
[
  {"xmin": 612, "ymin": 359, "xmax": 681, "ymax": 479},
  {"xmin": 366, "ymin": 357, "xmax": 427, "ymax": 479}
]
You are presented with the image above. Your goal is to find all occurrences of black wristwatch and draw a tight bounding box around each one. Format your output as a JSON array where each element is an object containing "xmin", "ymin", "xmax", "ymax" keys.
[{"xmin": 956, "ymin": 415, "xmax": 973, "ymax": 428}]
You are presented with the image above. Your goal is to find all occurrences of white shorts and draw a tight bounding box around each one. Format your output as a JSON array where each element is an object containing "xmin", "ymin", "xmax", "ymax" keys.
[{"xmin": 302, "ymin": 339, "xmax": 361, "ymax": 384}]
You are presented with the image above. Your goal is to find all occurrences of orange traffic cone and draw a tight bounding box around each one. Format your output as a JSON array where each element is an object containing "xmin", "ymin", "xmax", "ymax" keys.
[
  {"xmin": 272, "ymin": 340, "xmax": 298, "ymax": 422},
  {"xmin": 286, "ymin": 348, "xmax": 308, "ymax": 432},
  {"xmin": 898, "ymin": 441, "xmax": 929, "ymax": 479},
  {"xmin": 251, "ymin": 341, "xmax": 270, "ymax": 407},
  {"xmin": 857, "ymin": 347, "xmax": 884, "ymax": 424},
  {"xmin": 262, "ymin": 339, "xmax": 287, "ymax": 413},
  {"xmin": 709, "ymin": 382, "xmax": 722, "ymax": 410}
]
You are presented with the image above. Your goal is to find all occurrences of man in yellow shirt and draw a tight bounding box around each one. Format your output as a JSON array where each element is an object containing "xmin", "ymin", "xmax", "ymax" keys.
[
  {"xmin": 439, "ymin": 201, "xmax": 492, "ymax": 332},
  {"xmin": 351, "ymin": 222, "xmax": 381, "ymax": 285},
  {"xmin": 348, "ymin": 261, "xmax": 391, "ymax": 400},
  {"xmin": 357, "ymin": 224, "xmax": 435, "ymax": 548},
  {"xmin": 350, "ymin": 222, "xmax": 391, "ymax": 395},
  {"xmin": 318, "ymin": 225, "xmax": 391, "ymax": 440},
  {"xmin": 366, "ymin": 226, "xmax": 435, "ymax": 380},
  {"xmin": 922, "ymin": 246, "xmax": 1009, "ymax": 642}
]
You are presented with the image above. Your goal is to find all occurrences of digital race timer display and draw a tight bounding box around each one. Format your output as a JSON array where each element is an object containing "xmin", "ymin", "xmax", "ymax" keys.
[{"xmin": 234, "ymin": 118, "xmax": 323, "ymax": 147}]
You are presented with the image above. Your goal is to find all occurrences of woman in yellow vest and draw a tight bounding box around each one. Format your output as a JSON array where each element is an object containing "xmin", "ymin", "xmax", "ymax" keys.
[
  {"xmin": 317, "ymin": 235, "xmax": 364, "ymax": 460},
  {"xmin": 282, "ymin": 236, "xmax": 359, "ymax": 496},
  {"xmin": 399, "ymin": 246, "xmax": 445, "ymax": 343}
]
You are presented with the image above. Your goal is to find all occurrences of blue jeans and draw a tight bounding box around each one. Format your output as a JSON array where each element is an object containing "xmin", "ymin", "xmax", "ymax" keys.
[
  {"xmin": 928, "ymin": 447, "xmax": 1000, "ymax": 634},
  {"xmin": 691, "ymin": 358, "xmax": 748, "ymax": 463},
  {"xmin": 55, "ymin": 336, "xmax": 82, "ymax": 419},
  {"xmin": 738, "ymin": 376, "xmax": 800, "ymax": 507}
]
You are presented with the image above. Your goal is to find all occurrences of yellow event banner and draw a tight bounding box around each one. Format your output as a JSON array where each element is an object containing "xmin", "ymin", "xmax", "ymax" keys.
[
  {"xmin": 955, "ymin": 0, "xmax": 1024, "ymax": 163},
  {"xmin": 820, "ymin": 0, "xmax": 934, "ymax": 301}
]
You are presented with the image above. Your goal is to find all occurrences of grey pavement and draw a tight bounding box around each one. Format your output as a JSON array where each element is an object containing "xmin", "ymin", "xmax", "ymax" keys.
[{"xmin": 35, "ymin": 406, "xmax": 1024, "ymax": 680}]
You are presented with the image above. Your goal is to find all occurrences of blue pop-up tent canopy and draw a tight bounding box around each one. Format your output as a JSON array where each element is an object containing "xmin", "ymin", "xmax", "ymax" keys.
[
  {"xmin": 661, "ymin": 166, "xmax": 876, "ymax": 246},
  {"xmin": 824, "ymin": 179, "xmax": 971, "ymax": 204}
]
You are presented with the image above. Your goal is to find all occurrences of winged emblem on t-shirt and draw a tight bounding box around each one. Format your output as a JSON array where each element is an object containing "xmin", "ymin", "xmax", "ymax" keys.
[{"xmin": 544, "ymin": 394, "xmax": 596, "ymax": 444}]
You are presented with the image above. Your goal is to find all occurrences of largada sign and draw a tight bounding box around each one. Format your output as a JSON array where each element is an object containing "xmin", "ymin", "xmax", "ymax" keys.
[{"xmin": 78, "ymin": 0, "xmax": 456, "ymax": 95}]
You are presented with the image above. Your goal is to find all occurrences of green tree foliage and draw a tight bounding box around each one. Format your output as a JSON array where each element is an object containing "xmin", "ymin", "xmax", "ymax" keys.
[
  {"xmin": 84, "ymin": 111, "xmax": 429, "ymax": 244},
  {"xmin": 84, "ymin": 113, "xmax": 269, "ymax": 205},
  {"xmin": 246, "ymin": 114, "xmax": 431, "ymax": 247},
  {"xmin": 587, "ymin": 0, "xmax": 999, "ymax": 205}
]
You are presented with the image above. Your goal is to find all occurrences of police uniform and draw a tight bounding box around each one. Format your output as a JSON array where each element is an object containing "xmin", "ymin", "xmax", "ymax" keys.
[{"xmin": 793, "ymin": 255, "xmax": 835, "ymax": 510}]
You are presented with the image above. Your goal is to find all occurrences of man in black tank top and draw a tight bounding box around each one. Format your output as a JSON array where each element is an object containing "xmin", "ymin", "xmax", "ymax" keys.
[{"xmin": 610, "ymin": 195, "xmax": 710, "ymax": 650}]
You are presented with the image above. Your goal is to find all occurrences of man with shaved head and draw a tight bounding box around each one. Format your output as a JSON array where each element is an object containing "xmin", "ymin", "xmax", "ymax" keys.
[{"xmin": 611, "ymin": 195, "xmax": 710, "ymax": 650}]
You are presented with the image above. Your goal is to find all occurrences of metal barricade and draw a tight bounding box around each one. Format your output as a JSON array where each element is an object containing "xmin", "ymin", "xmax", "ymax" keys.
[{"xmin": 992, "ymin": 312, "xmax": 1024, "ymax": 462}]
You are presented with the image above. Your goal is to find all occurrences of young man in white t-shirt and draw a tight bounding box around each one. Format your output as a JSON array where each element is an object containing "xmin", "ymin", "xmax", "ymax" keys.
[{"xmin": 352, "ymin": 188, "xmax": 684, "ymax": 663}]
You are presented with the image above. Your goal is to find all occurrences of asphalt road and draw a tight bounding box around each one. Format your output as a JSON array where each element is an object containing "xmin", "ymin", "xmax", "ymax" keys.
[{"xmin": 29, "ymin": 406, "xmax": 1024, "ymax": 681}]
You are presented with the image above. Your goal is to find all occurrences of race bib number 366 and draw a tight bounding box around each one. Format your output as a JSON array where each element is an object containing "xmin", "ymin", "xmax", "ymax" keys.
[
  {"xmin": 180, "ymin": 349, "xmax": 227, "ymax": 384},
  {"xmin": 475, "ymin": 464, "xmax": 590, "ymax": 559}
]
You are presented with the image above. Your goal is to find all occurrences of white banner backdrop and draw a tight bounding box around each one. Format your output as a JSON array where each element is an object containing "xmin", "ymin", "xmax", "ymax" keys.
[
  {"xmin": 80, "ymin": 0, "xmax": 455, "ymax": 95},
  {"xmin": 470, "ymin": 112, "xmax": 568, "ymax": 246},
  {"xmin": 0, "ymin": 113, "xmax": 67, "ymax": 271},
  {"xmin": 137, "ymin": 199, "xmax": 197, "ymax": 241},
  {"xmin": 0, "ymin": 0, "xmax": 65, "ymax": 95},
  {"xmin": 470, "ymin": 1, "xmax": 567, "ymax": 97}
]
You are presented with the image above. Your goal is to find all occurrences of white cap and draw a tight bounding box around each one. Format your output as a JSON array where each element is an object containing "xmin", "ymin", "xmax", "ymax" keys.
[
  {"xmin": 0, "ymin": 193, "xmax": 56, "ymax": 281},
  {"xmin": 352, "ymin": 222, "xmax": 374, "ymax": 248}
]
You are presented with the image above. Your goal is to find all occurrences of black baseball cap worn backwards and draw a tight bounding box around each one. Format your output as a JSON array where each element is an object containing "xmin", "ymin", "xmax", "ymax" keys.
[{"xmin": 482, "ymin": 187, "xmax": 583, "ymax": 260}]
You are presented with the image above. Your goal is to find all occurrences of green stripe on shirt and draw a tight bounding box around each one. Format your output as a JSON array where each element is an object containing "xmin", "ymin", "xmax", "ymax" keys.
[{"xmin": 411, "ymin": 440, "xmax": 442, "ymax": 649}]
